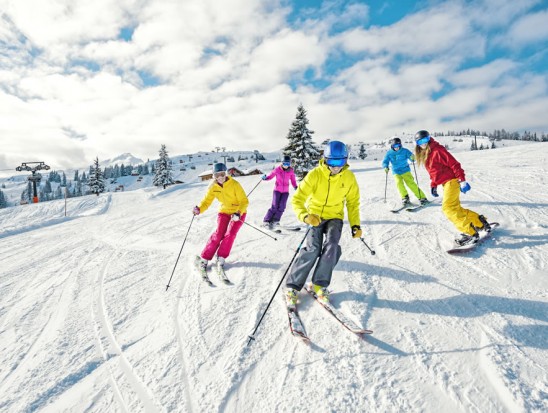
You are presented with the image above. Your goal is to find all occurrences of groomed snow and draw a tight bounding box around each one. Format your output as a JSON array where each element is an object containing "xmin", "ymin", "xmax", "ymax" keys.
[{"xmin": 0, "ymin": 143, "xmax": 547, "ymax": 412}]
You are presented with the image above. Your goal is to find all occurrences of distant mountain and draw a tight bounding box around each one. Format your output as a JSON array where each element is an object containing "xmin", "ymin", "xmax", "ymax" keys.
[{"xmin": 101, "ymin": 153, "xmax": 145, "ymax": 167}]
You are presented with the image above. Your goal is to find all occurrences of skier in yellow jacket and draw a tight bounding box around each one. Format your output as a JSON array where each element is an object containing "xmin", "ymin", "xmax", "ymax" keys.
[
  {"xmin": 192, "ymin": 163, "xmax": 249, "ymax": 272},
  {"xmin": 286, "ymin": 141, "xmax": 361, "ymax": 305}
]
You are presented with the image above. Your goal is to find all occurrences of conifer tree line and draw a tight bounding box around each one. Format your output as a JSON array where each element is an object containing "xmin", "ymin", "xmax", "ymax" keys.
[{"xmin": 432, "ymin": 129, "xmax": 548, "ymax": 142}]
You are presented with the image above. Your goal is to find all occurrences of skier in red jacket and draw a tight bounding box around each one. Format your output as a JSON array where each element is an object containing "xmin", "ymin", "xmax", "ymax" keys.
[{"xmin": 414, "ymin": 130, "xmax": 491, "ymax": 246}]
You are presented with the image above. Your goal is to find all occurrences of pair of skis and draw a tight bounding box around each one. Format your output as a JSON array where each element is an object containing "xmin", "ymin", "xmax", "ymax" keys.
[
  {"xmin": 287, "ymin": 286, "xmax": 373, "ymax": 343},
  {"xmin": 194, "ymin": 256, "xmax": 232, "ymax": 286},
  {"xmin": 264, "ymin": 225, "xmax": 302, "ymax": 234},
  {"xmin": 391, "ymin": 200, "xmax": 431, "ymax": 213}
]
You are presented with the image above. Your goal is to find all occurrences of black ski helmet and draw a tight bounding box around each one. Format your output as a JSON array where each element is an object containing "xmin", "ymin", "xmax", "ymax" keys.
[
  {"xmin": 212, "ymin": 162, "xmax": 227, "ymax": 174},
  {"xmin": 282, "ymin": 155, "xmax": 291, "ymax": 163},
  {"xmin": 390, "ymin": 137, "xmax": 402, "ymax": 148},
  {"xmin": 414, "ymin": 130, "xmax": 430, "ymax": 142}
]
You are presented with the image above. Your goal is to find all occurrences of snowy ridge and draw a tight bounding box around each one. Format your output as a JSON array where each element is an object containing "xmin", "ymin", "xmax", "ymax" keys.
[{"xmin": 0, "ymin": 144, "xmax": 546, "ymax": 412}]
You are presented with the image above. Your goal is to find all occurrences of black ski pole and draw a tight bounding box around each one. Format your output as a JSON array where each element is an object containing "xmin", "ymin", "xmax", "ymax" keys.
[
  {"xmin": 384, "ymin": 170, "xmax": 388, "ymax": 203},
  {"xmin": 247, "ymin": 226, "xmax": 312, "ymax": 346},
  {"xmin": 412, "ymin": 162, "xmax": 425, "ymax": 199},
  {"xmin": 242, "ymin": 220, "xmax": 278, "ymax": 241},
  {"xmin": 246, "ymin": 178, "xmax": 263, "ymax": 198},
  {"xmin": 165, "ymin": 214, "xmax": 195, "ymax": 291},
  {"xmin": 360, "ymin": 237, "xmax": 376, "ymax": 255}
]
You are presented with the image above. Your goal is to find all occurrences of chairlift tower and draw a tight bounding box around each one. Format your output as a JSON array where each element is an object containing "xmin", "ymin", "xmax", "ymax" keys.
[{"xmin": 16, "ymin": 162, "xmax": 51, "ymax": 203}]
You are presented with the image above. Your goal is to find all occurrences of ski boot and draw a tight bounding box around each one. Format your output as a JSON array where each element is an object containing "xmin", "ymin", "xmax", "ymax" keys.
[
  {"xmin": 401, "ymin": 195, "xmax": 411, "ymax": 207},
  {"xmin": 309, "ymin": 283, "xmax": 330, "ymax": 304},
  {"xmin": 286, "ymin": 288, "xmax": 298, "ymax": 308},
  {"xmin": 419, "ymin": 198, "xmax": 429, "ymax": 205},
  {"xmin": 478, "ymin": 215, "xmax": 491, "ymax": 233},
  {"xmin": 455, "ymin": 232, "xmax": 479, "ymax": 246}
]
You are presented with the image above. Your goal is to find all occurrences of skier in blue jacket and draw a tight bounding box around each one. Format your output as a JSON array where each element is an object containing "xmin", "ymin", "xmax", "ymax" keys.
[{"xmin": 382, "ymin": 137, "xmax": 428, "ymax": 206}]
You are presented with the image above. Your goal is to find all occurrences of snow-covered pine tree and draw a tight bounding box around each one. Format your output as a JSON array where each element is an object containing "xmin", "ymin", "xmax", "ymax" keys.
[
  {"xmin": 283, "ymin": 104, "xmax": 320, "ymax": 178},
  {"xmin": 153, "ymin": 144, "xmax": 174, "ymax": 189},
  {"xmin": 0, "ymin": 189, "xmax": 7, "ymax": 208},
  {"xmin": 358, "ymin": 144, "xmax": 367, "ymax": 160},
  {"xmin": 88, "ymin": 157, "xmax": 105, "ymax": 196}
]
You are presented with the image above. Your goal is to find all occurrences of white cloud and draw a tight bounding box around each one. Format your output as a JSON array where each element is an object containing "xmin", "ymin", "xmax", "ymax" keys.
[
  {"xmin": 0, "ymin": 0, "xmax": 546, "ymax": 170},
  {"xmin": 506, "ymin": 10, "xmax": 548, "ymax": 46}
]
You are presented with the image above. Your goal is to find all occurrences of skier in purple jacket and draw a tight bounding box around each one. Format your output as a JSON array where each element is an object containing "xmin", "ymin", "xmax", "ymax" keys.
[{"xmin": 262, "ymin": 155, "xmax": 298, "ymax": 230}]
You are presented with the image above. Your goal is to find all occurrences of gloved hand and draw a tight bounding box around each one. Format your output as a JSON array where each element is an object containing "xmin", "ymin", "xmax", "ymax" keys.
[
  {"xmin": 351, "ymin": 225, "xmax": 362, "ymax": 239},
  {"xmin": 384, "ymin": 167, "xmax": 389, "ymax": 173},
  {"xmin": 192, "ymin": 206, "xmax": 200, "ymax": 215},
  {"xmin": 293, "ymin": 186, "xmax": 298, "ymax": 190},
  {"xmin": 261, "ymin": 174, "xmax": 267, "ymax": 181},
  {"xmin": 459, "ymin": 181, "xmax": 471, "ymax": 194},
  {"xmin": 303, "ymin": 214, "xmax": 321, "ymax": 227},
  {"xmin": 231, "ymin": 212, "xmax": 241, "ymax": 221},
  {"xmin": 410, "ymin": 155, "xmax": 415, "ymax": 162},
  {"xmin": 431, "ymin": 187, "xmax": 439, "ymax": 197}
]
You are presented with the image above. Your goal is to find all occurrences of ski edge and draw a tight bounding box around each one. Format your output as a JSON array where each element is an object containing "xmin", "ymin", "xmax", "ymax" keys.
[
  {"xmin": 304, "ymin": 287, "xmax": 373, "ymax": 335},
  {"xmin": 287, "ymin": 306, "xmax": 310, "ymax": 343}
]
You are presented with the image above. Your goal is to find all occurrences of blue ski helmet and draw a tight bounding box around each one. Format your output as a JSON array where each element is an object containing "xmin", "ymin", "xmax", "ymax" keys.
[
  {"xmin": 414, "ymin": 130, "xmax": 431, "ymax": 145},
  {"xmin": 324, "ymin": 141, "xmax": 348, "ymax": 167},
  {"xmin": 212, "ymin": 162, "xmax": 227, "ymax": 174}
]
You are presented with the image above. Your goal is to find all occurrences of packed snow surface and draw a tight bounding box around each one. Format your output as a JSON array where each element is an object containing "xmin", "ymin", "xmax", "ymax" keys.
[{"xmin": 0, "ymin": 144, "xmax": 547, "ymax": 412}]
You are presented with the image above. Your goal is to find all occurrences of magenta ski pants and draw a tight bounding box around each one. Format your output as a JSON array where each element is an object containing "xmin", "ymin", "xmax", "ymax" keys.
[{"xmin": 201, "ymin": 212, "xmax": 246, "ymax": 260}]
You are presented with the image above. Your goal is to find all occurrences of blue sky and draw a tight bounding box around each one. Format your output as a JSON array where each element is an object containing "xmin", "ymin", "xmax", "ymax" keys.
[{"xmin": 0, "ymin": 0, "xmax": 547, "ymax": 169}]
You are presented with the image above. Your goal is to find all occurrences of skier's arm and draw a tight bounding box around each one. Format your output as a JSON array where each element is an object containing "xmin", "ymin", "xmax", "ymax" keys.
[
  {"xmin": 292, "ymin": 171, "xmax": 316, "ymax": 222},
  {"xmin": 345, "ymin": 174, "xmax": 361, "ymax": 228},
  {"xmin": 289, "ymin": 171, "xmax": 297, "ymax": 189},
  {"xmin": 381, "ymin": 152, "xmax": 390, "ymax": 169},
  {"xmin": 234, "ymin": 181, "xmax": 249, "ymax": 214},
  {"xmin": 198, "ymin": 183, "xmax": 216, "ymax": 213}
]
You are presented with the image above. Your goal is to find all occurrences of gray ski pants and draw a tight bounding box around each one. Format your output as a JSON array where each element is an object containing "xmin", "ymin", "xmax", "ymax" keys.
[{"xmin": 286, "ymin": 219, "xmax": 343, "ymax": 291}]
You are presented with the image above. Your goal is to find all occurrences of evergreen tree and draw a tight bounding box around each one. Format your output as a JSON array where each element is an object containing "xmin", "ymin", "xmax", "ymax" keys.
[
  {"xmin": 44, "ymin": 181, "xmax": 52, "ymax": 199},
  {"xmin": 358, "ymin": 144, "xmax": 367, "ymax": 160},
  {"xmin": 88, "ymin": 157, "xmax": 106, "ymax": 196},
  {"xmin": 62, "ymin": 172, "xmax": 66, "ymax": 187},
  {"xmin": 283, "ymin": 104, "xmax": 320, "ymax": 178},
  {"xmin": 153, "ymin": 144, "xmax": 174, "ymax": 189},
  {"xmin": 0, "ymin": 189, "xmax": 7, "ymax": 208}
]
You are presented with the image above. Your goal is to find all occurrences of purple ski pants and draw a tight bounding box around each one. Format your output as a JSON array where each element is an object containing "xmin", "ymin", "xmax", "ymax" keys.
[
  {"xmin": 201, "ymin": 212, "xmax": 246, "ymax": 260},
  {"xmin": 263, "ymin": 190, "xmax": 289, "ymax": 223}
]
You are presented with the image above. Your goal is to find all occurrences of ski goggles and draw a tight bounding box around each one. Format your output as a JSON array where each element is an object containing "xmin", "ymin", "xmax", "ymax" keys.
[
  {"xmin": 326, "ymin": 158, "xmax": 346, "ymax": 167},
  {"xmin": 416, "ymin": 136, "xmax": 431, "ymax": 146},
  {"xmin": 214, "ymin": 171, "xmax": 227, "ymax": 178},
  {"xmin": 282, "ymin": 162, "xmax": 291, "ymax": 167},
  {"xmin": 391, "ymin": 143, "xmax": 402, "ymax": 150}
]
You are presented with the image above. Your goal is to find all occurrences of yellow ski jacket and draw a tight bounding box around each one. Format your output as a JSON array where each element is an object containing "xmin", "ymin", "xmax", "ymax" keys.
[
  {"xmin": 292, "ymin": 159, "xmax": 360, "ymax": 227},
  {"xmin": 198, "ymin": 176, "xmax": 249, "ymax": 215}
]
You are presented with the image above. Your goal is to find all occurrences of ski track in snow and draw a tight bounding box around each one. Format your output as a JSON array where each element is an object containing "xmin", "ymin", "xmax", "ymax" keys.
[{"xmin": 0, "ymin": 144, "xmax": 547, "ymax": 412}]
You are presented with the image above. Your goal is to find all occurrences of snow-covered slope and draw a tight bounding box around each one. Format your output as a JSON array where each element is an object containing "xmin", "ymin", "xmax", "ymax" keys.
[{"xmin": 0, "ymin": 143, "xmax": 546, "ymax": 412}]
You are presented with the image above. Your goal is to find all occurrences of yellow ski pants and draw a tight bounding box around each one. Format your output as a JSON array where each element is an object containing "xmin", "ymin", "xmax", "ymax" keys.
[
  {"xmin": 394, "ymin": 171, "xmax": 425, "ymax": 200},
  {"xmin": 442, "ymin": 179, "xmax": 484, "ymax": 235}
]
